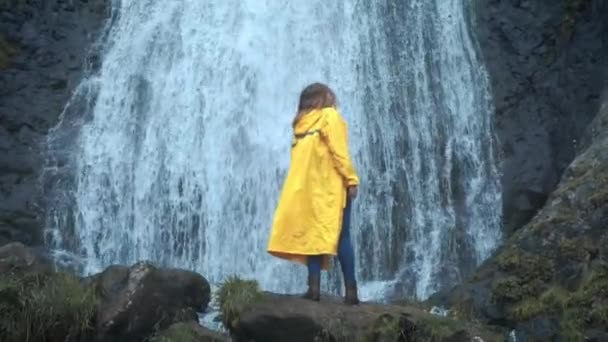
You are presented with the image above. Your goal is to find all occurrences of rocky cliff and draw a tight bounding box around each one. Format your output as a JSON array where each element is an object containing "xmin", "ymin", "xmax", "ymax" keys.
[
  {"xmin": 475, "ymin": 0, "xmax": 608, "ymax": 233},
  {"xmin": 0, "ymin": 0, "xmax": 109, "ymax": 246},
  {"xmin": 432, "ymin": 83, "xmax": 608, "ymax": 340}
]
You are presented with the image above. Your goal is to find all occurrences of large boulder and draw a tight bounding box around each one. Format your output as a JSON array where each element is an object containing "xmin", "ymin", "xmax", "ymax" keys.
[
  {"xmin": 217, "ymin": 277, "xmax": 502, "ymax": 342},
  {"xmin": 431, "ymin": 85, "xmax": 608, "ymax": 340},
  {"xmin": 91, "ymin": 262, "xmax": 211, "ymax": 342}
]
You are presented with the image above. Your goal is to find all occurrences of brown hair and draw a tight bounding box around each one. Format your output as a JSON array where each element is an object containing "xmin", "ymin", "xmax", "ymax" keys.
[{"xmin": 292, "ymin": 83, "xmax": 337, "ymax": 128}]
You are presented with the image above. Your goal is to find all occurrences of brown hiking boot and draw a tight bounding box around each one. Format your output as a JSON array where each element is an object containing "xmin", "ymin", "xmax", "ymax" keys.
[
  {"xmin": 344, "ymin": 282, "xmax": 359, "ymax": 305},
  {"xmin": 302, "ymin": 274, "xmax": 320, "ymax": 301}
]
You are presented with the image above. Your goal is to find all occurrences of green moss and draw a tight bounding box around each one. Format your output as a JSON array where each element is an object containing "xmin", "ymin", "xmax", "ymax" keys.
[
  {"xmin": 561, "ymin": 0, "xmax": 592, "ymax": 41},
  {"xmin": 0, "ymin": 34, "xmax": 18, "ymax": 69},
  {"xmin": 496, "ymin": 248, "xmax": 522, "ymax": 271},
  {"xmin": 560, "ymin": 306, "xmax": 588, "ymax": 342},
  {"xmin": 0, "ymin": 270, "xmax": 98, "ymax": 342},
  {"xmin": 557, "ymin": 238, "xmax": 588, "ymax": 261},
  {"xmin": 153, "ymin": 327, "xmax": 197, "ymax": 342},
  {"xmin": 215, "ymin": 276, "xmax": 262, "ymax": 329},
  {"xmin": 589, "ymin": 188, "xmax": 608, "ymax": 208},
  {"xmin": 492, "ymin": 276, "xmax": 548, "ymax": 304},
  {"xmin": 0, "ymin": 0, "xmax": 28, "ymax": 8},
  {"xmin": 566, "ymin": 266, "xmax": 608, "ymax": 326},
  {"xmin": 317, "ymin": 315, "xmax": 353, "ymax": 342},
  {"xmin": 496, "ymin": 265, "xmax": 608, "ymax": 339},
  {"xmin": 415, "ymin": 315, "xmax": 464, "ymax": 341},
  {"xmin": 364, "ymin": 313, "xmax": 408, "ymax": 342},
  {"xmin": 151, "ymin": 322, "xmax": 226, "ymax": 342},
  {"xmin": 511, "ymin": 286, "xmax": 569, "ymax": 321},
  {"xmin": 497, "ymin": 248, "xmax": 553, "ymax": 282},
  {"xmin": 511, "ymin": 298, "xmax": 547, "ymax": 321},
  {"xmin": 555, "ymin": 267, "xmax": 608, "ymax": 338},
  {"xmin": 492, "ymin": 248, "xmax": 554, "ymax": 304},
  {"xmin": 492, "ymin": 277, "xmax": 527, "ymax": 302},
  {"xmin": 448, "ymin": 300, "xmax": 475, "ymax": 321}
]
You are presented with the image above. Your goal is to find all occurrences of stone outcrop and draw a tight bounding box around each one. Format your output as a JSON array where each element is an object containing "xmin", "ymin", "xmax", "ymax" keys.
[
  {"xmin": 217, "ymin": 277, "xmax": 503, "ymax": 342},
  {"xmin": 475, "ymin": 0, "xmax": 608, "ymax": 232},
  {"xmin": 0, "ymin": 0, "xmax": 109, "ymax": 246},
  {"xmin": 90, "ymin": 262, "xmax": 211, "ymax": 342},
  {"xmin": 430, "ymin": 84, "xmax": 608, "ymax": 341}
]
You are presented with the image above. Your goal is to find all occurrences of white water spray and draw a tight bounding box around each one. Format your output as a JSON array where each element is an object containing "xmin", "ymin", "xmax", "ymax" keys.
[{"xmin": 45, "ymin": 0, "xmax": 501, "ymax": 300}]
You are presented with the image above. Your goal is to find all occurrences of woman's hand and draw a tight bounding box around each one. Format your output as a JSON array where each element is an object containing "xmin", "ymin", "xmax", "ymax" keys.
[{"xmin": 348, "ymin": 185, "xmax": 358, "ymax": 199}]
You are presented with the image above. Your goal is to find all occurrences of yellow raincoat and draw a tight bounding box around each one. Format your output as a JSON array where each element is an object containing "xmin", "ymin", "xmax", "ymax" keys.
[{"xmin": 267, "ymin": 107, "xmax": 359, "ymax": 270}]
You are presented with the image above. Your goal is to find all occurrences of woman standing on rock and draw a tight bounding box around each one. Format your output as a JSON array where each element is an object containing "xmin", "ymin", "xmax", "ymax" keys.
[{"xmin": 267, "ymin": 83, "xmax": 360, "ymax": 305}]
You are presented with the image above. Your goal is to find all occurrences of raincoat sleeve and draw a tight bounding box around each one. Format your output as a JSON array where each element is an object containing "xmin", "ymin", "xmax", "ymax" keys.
[{"xmin": 320, "ymin": 108, "xmax": 360, "ymax": 186}]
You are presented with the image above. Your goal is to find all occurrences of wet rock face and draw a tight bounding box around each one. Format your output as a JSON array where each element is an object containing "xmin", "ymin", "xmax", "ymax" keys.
[
  {"xmin": 431, "ymin": 85, "xmax": 608, "ymax": 341},
  {"xmin": 475, "ymin": 0, "xmax": 608, "ymax": 233},
  {"xmin": 0, "ymin": 0, "xmax": 109, "ymax": 246}
]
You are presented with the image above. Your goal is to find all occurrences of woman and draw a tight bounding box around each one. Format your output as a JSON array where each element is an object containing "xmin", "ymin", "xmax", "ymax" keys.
[{"xmin": 267, "ymin": 83, "xmax": 360, "ymax": 305}]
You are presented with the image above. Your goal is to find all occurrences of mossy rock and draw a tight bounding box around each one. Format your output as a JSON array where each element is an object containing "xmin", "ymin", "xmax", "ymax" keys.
[
  {"xmin": 496, "ymin": 265, "xmax": 608, "ymax": 339},
  {"xmin": 560, "ymin": 0, "xmax": 592, "ymax": 40},
  {"xmin": 510, "ymin": 286, "xmax": 569, "ymax": 321},
  {"xmin": 564, "ymin": 265, "xmax": 608, "ymax": 328},
  {"xmin": 151, "ymin": 321, "xmax": 227, "ymax": 342},
  {"xmin": 0, "ymin": 0, "xmax": 27, "ymax": 9},
  {"xmin": 414, "ymin": 315, "xmax": 471, "ymax": 341},
  {"xmin": 215, "ymin": 276, "xmax": 262, "ymax": 330},
  {"xmin": 0, "ymin": 34, "xmax": 18, "ymax": 70},
  {"xmin": 0, "ymin": 270, "xmax": 98, "ymax": 342},
  {"xmin": 496, "ymin": 248, "xmax": 553, "ymax": 282}
]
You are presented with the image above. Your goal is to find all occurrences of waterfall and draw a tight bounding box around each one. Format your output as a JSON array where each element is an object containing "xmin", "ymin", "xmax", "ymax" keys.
[{"xmin": 44, "ymin": 0, "xmax": 501, "ymax": 300}]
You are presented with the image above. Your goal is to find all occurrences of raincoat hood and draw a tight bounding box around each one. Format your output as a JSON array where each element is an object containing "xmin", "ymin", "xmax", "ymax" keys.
[{"xmin": 294, "ymin": 108, "xmax": 325, "ymax": 134}]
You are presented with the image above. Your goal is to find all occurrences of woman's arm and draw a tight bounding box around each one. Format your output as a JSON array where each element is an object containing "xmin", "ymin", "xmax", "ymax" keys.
[{"xmin": 320, "ymin": 108, "xmax": 359, "ymax": 187}]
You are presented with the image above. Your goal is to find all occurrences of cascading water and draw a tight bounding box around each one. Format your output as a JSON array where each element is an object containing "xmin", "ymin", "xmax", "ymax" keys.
[{"xmin": 45, "ymin": 0, "xmax": 502, "ymax": 300}]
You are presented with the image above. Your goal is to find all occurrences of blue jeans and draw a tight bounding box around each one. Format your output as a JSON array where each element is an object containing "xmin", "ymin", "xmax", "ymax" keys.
[{"xmin": 307, "ymin": 197, "xmax": 356, "ymax": 285}]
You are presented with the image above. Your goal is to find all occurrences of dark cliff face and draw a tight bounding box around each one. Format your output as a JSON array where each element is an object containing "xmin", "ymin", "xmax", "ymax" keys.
[
  {"xmin": 431, "ymin": 82, "xmax": 608, "ymax": 341},
  {"xmin": 0, "ymin": 0, "xmax": 108, "ymax": 246},
  {"xmin": 474, "ymin": 0, "xmax": 608, "ymax": 233}
]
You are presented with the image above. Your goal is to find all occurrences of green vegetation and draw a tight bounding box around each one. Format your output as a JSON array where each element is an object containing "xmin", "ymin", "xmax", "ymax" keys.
[
  {"xmin": 415, "ymin": 315, "xmax": 465, "ymax": 341},
  {"xmin": 215, "ymin": 276, "xmax": 262, "ymax": 329},
  {"xmin": 152, "ymin": 325, "xmax": 198, "ymax": 342},
  {"xmin": 313, "ymin": 312, "xmax": 408, "ymax": 342},
  {"xmin": 511, "ymin": 286, "xmax": 569, "ymax": 321},
  {"xmin": 491, "ymin": 261, "xmax": 608, "ymax": 340},
  {"xmin": 492, "ymin": 248, "xmax": 554, "ymax": 303},
  {"xmin": 561, "ymin": 0, "xmax": 592, "ymax": 40},
  {"xmin": 0, "ymin": 270, "xmax": 98, "ymax": 342},
  {"xmin": 0, "ymin": 0, "xmax": 28, "ymax": 8},
  {"xmin": 562, "ymin": 266, "xmax": 608, "ymax": 332},
  {"xmin": 151, "ymin": 322, "xmax": 225, "ymax": 342},
  {"xmin": 0, "ymin": 34, "xmax": 18, "ymax": 69}
]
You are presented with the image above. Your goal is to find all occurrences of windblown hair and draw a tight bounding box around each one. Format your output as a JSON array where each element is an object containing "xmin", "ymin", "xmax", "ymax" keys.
[{"xmin": 293, "ymin": 83, "xmax": 337, "ymax": 128}]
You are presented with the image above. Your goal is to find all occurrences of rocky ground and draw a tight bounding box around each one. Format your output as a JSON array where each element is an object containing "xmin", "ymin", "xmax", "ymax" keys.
[
  {"xmin": 1, "ymin": 242, "xmax": 507, "ymax": 342},
  {"xmin": 216, "ymin": 277, "xmax": 504, "ymax": 342}
]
